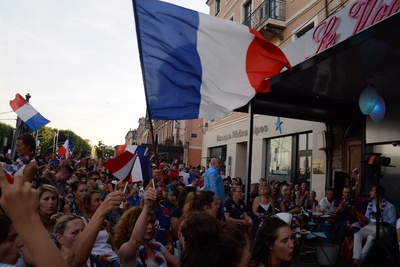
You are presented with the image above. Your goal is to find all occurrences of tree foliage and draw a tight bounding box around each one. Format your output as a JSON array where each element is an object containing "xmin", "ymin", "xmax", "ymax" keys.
[
  {"xmin": 41, "ymin": 128, "xmax": 92, "ymax": 157},
  {"xmin": 0, "ymin": 122, "xmax": 15, "ymax": 153},
  {"xmin": 0, "ymin": 122, "xmax": 116, "ymax": 159},
  {"xmin": 94, "ymin": 141, "xmax": 115, "ymax": 158}
]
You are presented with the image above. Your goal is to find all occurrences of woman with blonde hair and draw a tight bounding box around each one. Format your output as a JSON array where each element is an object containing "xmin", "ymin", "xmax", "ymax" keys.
[
  {"xmin": 278, "ymin": 184, "xmax": 299, "ymax": 230},
  {"xmin": 279, "ymin": 185, "xmax": 299, "ymax": 215},
  {"xmin": 54, "ymin": 191, "xmax": 125, "ymax": 267},
  {"xmin": 21, "ymin": 184, "xmax": 62, "ymax": 266},
  {"xmin": 252, "ymin": 183, "xmax": 275, "ymax": 224},
  {"xmin": 37, "ymin": 184, "xmax": 61, "ymax": 235}
]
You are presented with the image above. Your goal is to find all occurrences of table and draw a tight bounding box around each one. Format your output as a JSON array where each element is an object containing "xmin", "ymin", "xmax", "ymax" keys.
[{"xmin": 297, "ymin": 231, "xmax": 339, "ymax": 265}]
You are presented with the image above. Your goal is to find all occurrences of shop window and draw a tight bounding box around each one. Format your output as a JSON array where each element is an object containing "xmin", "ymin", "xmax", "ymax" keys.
[
  {"xmin": 295, "ymin": 22, "xmax": 314, "ymax": 39},
  {"xmin": 243, "ymin": 1, "xmax": 252, "ymax": 27},
  {"xmin": 266, "ymin": 132, "xmax": 312, "ymax": 184},
  {"xmin": 266, "ymin": 136, "xmax": 292, "ymax": 182},
  {"xmin": 215, "ymin": 0, "xmax": 221, "ymax": 15},
  {"xmin": 297, "ymin": 132, "xmax": 312, "ymax": 185}
]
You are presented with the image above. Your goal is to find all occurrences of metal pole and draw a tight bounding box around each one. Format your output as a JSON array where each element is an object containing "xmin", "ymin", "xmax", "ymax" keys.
[{"xmin": 244, "ymin": 100, "xmax": 254, "ymax": 206}]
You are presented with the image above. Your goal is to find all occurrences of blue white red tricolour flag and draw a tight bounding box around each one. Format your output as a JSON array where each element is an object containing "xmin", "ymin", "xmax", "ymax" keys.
[
  {"xmin": 9, "ymin": 93, "xmax": 50, "ymax": 131},
  {"xmin": 133, "ymin": 0, "xmax": 292, "ymax": 120},
  {"xmin": 351, "ymin": 166, "xmax": 359, "ymax": 176},
  {"xmin": 3, "ymin": 169, "xmax": 14, "ymax": 184},
  {"xmin": 56, "ymin": 134, "xmax": 73, "ymax": 158},
  {"xmin": 103, "ymin": 145, "xmax": 152, "ymax": 182}
]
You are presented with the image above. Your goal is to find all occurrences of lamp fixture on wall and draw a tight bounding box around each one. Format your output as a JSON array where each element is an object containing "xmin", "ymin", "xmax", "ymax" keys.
[
  {"xmin": 199, "ymin": 122, "xmax": 208, "ymax": 133},
  {"xmin": 358, "ymin": 84, "xmax": 386, "ymax": 122}
]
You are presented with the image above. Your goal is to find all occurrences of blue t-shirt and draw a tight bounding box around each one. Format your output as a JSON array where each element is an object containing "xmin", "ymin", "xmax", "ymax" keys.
[{"xmin": 152, "ymin": 204, "xmax": 171, "ymax": 246}]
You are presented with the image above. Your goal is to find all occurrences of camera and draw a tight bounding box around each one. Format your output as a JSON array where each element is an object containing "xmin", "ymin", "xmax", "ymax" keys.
[
  {"xmin": 365, "ymin": 154, "xmax": 391, "ymax": 166},
  {"xmin": 365, "ymin": 153, "xmax": 394, "ymax": 180},
  {"xmin": 392, "ymin": 142, "xmax": 398, "ymax": 147}
]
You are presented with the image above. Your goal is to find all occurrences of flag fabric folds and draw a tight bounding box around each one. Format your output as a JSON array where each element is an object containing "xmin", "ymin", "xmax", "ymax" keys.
[
  {"xmin": 133, "ymin": 0, "xmax": 292, "ymax": 120},
  {"xmin": 56, "ymin": 135, "xmax": 73, "ymax": 158},
  {"xmin": 103, "ymin": 145, "xmax": 152, "ymax": 182},
  {"xmin": 9, "ymin": 93, "xmax": 50, "ymax": 131}
]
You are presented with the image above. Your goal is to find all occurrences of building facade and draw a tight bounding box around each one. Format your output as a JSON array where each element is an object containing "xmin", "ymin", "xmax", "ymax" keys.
[
  {"xmin": 132, "ymin": 117, "xmax": 206, "ymax": 167},
  {"xmin": 203, "ymin": 0, "xmax": 400, "ymax": 201}
]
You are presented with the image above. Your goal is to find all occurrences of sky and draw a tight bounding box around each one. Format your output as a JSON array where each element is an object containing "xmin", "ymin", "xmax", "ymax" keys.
[{"xmin": 0, "ymin": 0, "xmax": 209, "ymax": 147}]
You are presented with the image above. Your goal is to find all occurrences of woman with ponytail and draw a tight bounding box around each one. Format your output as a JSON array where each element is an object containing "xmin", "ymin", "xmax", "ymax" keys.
[
  {"xmin": 182, "ymin": 189, "xmax": 220, "ymax": 218},
  {"xmin": 6, "ymin": 134, "xmax": 38, "ymax": 183}
]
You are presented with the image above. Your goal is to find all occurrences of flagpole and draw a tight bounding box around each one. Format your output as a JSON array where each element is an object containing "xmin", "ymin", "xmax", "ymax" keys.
[{"xmin": 132, "ymin": 0, "xmax": 159, "ymax": 189}]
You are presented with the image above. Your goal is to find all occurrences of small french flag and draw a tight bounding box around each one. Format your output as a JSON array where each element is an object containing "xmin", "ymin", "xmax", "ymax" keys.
[
  {"xmin": 351, "ymin": 166, "xmax": 359, "ymax": 176},
  {"xmin": 3, "ymin": 169, "xmax": 14, "ymax": 184},
  {"xmin": 56, "ymin": 134, "xmax": 73, "ymax": 158},
  {"xmin": 103, "ymin": 145, "xmax": 152, "ymax": 182},
  {"xmin": 9, "ymin": 93, "xmax": 50, "ymax": 131}
]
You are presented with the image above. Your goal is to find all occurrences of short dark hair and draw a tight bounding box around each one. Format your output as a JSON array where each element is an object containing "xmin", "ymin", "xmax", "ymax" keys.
[
  {"xmin": 59, "ymin": 166, "xmax": 73, "ymax": 174},
  {"xmin": 87, "ymin": 171, "xmax": 100, "ymax": 179},
  {"xmin": 373, "ymin": 185, "xmax": 385, "ymax": 197}
]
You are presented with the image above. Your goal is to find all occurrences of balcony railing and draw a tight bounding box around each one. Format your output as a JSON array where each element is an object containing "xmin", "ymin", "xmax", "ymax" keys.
[{"xmin": 243, "ymin": 0, "xmax": 286, "ymax": 29}]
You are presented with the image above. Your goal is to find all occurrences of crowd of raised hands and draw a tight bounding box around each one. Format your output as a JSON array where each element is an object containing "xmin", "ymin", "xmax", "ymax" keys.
[{"xmin": 1, "ymin": 167, "xmax": 297, "ymax": 267}]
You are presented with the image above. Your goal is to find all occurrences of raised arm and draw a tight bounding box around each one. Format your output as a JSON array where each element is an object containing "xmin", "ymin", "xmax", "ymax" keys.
[
  {"xmin": 0, "ymin": 172, "xmax": 68, "ymax": 267},
  {"xmin": 66, "ymin": 191, "xmax": 125, "ymax": 267},
  {"xmin": 119, "ymin": 187, "xmax": 157, "ymax": 264}
]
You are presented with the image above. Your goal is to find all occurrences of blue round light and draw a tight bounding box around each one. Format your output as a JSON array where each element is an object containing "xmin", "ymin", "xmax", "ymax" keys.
[
  {"xmin": 369, "ymin": 94, "xmax": 386, "ymax": 122},
  {"xmin": 359, "ymin": 85, "xmax": 378, "ymax": 115}
]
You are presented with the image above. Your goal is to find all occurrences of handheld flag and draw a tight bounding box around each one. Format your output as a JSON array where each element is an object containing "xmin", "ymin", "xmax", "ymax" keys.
[
  {"xmin": 3, "ymin": 169, "xmax": 14, "ymax": 184},
  {"xmin": 133, "ymin": 0, "xmax": 292, "ymax": 120},
  {"xmin": 56, "ymin": 134, "xmax": 73, "ymax": 158},
  {"xmin": 351, "ymin": 166, "xmax": 359, "ymax": 176},
  {"xmin": 103, "ymin": 145, "xmax": 152, "ymax": 182},
  {"xmin": 9, "ymin": 93, "xmax": 50, "ymax": 131}
]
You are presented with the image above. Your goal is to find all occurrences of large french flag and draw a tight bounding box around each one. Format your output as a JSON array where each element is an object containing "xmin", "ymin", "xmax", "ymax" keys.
[
  {"xmin": 133, "ymin": 0, "xmax": 292, "ymax": 120},
  {"xmin": 9, "ymin": 93, "xmax": 50, "ymax": 131},
  {"xmin": 103, "ymin": 145, "xmax": 152, "ymax": 182}
]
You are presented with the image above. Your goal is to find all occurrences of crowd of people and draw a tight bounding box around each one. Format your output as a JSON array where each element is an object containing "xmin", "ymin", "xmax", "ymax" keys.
[{"xmin": 1, "ymin": 134, "xmax": 400, "ymax": 267}]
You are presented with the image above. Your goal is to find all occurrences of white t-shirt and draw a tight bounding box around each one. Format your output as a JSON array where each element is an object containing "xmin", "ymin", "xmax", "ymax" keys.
[
  {"xmin": 319, "ymin": 197, "xmax": 335, "ymax": 213},
  {"xmin": 91, "ymin": 229, "xmax": 118, "ymax": 261}
]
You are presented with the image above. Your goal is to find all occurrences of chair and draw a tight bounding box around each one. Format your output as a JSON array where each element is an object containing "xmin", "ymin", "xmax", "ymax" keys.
[{"xmin": 275, "ymin": 212, "xmax": 292, "ymax": 225}]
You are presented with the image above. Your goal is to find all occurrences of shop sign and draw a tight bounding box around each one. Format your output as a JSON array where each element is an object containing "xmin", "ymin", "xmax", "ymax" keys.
[
  {"xmin": 311, "ymin": 0, "xmax": 399, "ymax": 56},
  {"xmin": 216, "ymin": 125, "xmax": 268, "ymax": 142}
]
